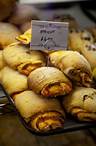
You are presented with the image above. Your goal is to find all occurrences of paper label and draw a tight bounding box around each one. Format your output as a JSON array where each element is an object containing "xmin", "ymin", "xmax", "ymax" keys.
[{"xmin": 30, "ymin": 20, "xmax": 69, "ymax": 50}]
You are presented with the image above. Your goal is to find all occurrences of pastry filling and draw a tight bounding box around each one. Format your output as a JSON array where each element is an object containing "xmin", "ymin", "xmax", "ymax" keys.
[
  {"xmin": 17, "ymin": 62, "xmax": 43, "ymax": 75},
  {"xmin": 71, "ymin": 108, "xmax": 96, "ymax": 121},
  {"xmin": 68, "ymin": 69, "xmax": 91, "ymax": 87},
  {"xmin": 16, "ymin": 30, "xmax": 31, "ymax": 44},
  {"xmin": 31, "ymin": 111, "xmax": 64, "ymax": 132},
  {"xmin": 41, "ymin": 82, "xmax": 72, "ymax": 97}
]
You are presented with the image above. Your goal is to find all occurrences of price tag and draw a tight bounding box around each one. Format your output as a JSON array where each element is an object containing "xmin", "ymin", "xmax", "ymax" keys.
[{"xmin": 30, "ymin": 20, "xmax": 69, "ymax": 50}]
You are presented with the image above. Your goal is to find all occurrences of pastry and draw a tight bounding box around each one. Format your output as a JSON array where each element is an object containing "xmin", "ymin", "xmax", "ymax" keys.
[
  {"xmin": 0, "ymin": 22, "xmax": 21, "ymax": 49},
  {"xmin": 14, "ymin": 90, "xmax": 65, "ymax": 132},
  {"xmin": 49, "ymin": 50, "xmax": 92, "ymax": 87},
  {"xmin": 0, "ymin": 0, "xmax": 16, "ymax": 21},
  {"xmin": 63, "ymin": 87, "xmax": 96, "ymax": 121},
  {"xmin": 52, "ymin": 14, "xmax": 79, "ymax": 29},
  {"xmin": 0, "ymin": 50, "xmax": 6, "ymax": 70},
  {"xmin": 87, "ymin": 26, "xmax": 96, "ymax": 41},
  {"xmin": 28, "ymin": 67, "xmax": 72, "ymax": 97},
  {"xmin": 16, "ymin": 29, "xmax": 31, "ymax": 45},
  {"xmin": 0, "ymin": 66, "xmax": 28, "ymax": 95},
  {"xmin": 9, "ymin": 4, "xmax": 39, "ymax": 26},
  {"xmin": 68, "ymin": 29, "xmax": 94, "ymax": 52},
  {"xmin": 3, "ymin": 42, "xmax": 46, "ymax": 75},
  {"xmin": 80, "ymin": 42, "xmax": 96, "ymax": 69},
  {"xmin": 20, "ymin": 21, "xmax": 31, "ymax": 33}
]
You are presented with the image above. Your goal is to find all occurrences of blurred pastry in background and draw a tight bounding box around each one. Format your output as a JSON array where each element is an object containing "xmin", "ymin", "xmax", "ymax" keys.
[
  {"xmin": 49, "ymin": 50, "xmax": 92, "ymax": 87},
  {"xmin": 0, "ymin": 22, "xmax": 21, "ymax": 49},
  {"xmin": 63, "ymin": 87, "xmax": 96, "ymax": 122},
  {"xmin": 52, "ymin": 14, "xmax": 79, "ymax": 29},
  {"xmin": 20, "ymin": 21, "xmax": 31, "ymax": 33},
  {"xmin": 8, "ymin": 4, "xmax": 39, "ymax": 26},
  {"xmin": 0, "ymin": 50, "xmax": 6, "ymax": 70},
  {"xmin": 86, "ymin": 26, "xmax": 96, "ymax": 41},
  {"xmin": 0, "ymin": 0, "xmax": 16, "ymax": 21},
  {"xmin": 28, "ymin": 67, "xmax": 72, "ymax": 97},
  {"xmin": 14, "ymin": 90, "xmax": 65, "ymax": 132},
  {"xmin": 3, "ymin": 42, "xmax": 46, "ymax": 75},
  {"xmin": 80, "ymin": 42, "xmax": 96, "ymax": 69},
  {"xmin": 68, "ymin": 29, "xmax": 94, "ymax": 52},
  {"xmin": 0, "ymin": 66, "xmax": 28, "ymax": 95}
]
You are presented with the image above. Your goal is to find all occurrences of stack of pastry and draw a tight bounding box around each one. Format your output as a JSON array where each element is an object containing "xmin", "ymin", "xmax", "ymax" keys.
[
  {"xmin": 0, "ymin": 42, "xmax": 73, "ymax": 132},
  {"xmin": 0, "ymin": 26, "xmax": 96, "ymax": 134}
]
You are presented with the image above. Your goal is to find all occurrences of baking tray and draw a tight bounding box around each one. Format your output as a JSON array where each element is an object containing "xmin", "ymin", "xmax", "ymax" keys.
[{"xmin": 1, "ymin": 84, "xmax": 96, "ymax": 136}]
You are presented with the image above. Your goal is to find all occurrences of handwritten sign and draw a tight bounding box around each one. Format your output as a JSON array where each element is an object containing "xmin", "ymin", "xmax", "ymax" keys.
[{"xmin": 30, "ymin": 20, "xmax": 69, "ymax": 50}]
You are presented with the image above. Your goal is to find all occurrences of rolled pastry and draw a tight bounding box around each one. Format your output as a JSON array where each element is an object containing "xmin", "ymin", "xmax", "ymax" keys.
[
  {"xmin": 0, "ymin": 22, "xmax": 21, "ymax": 49},
  {"xmin": 80, "ymin": 41, "xmax": 96, "ymax": 69},
  {"xmin": 0, "ymin": 66, "xmax": 28, "ymax": 95},
  {"xmin": 49, "ymin": 50, "xmax": 92, "ymax": 87},
  {"xmin": 16, "ymin": 29, "xmax": 31, "ymax": 45},
  {"xmin": 87, "ymin": 26, "xmax": 96, "ymax": 40},
  {"xmin": 63, "ymin": 87, "xmax": 96, "ymax": 122},
  {"xmin": 28, "ymin": 67, "xmax": 72, "ymax": 97},
  {"xmin": 3, "ymin": 42, "xmax": 46, "ymax": 75},
  {"xmin": 14, "ymin": 90, "xmax": 65, "ymax": 132},
  {"xmin": 68, "ymin": 29, "xmax": 94, "ymax": 52},
  {"xmin": 0, "ymin": 50, "xmax": 6, "ymax": 70}
]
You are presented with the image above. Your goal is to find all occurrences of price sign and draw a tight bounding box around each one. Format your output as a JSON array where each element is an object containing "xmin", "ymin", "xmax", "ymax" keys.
[{"xmin": 30, "ymin": 20, "xmax": 69, "ymax": 50}]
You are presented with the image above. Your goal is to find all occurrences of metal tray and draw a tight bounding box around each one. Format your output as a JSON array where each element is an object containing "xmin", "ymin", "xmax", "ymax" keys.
[{"xmin": 1, "ymin": 84, "xmax": 96, "ymax": 136}]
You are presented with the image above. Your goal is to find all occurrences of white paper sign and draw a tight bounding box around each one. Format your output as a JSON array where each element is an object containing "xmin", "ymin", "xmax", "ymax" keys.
[{"xmin": 30, "ymin": 20, "xmax": 69, "ymax": 50}]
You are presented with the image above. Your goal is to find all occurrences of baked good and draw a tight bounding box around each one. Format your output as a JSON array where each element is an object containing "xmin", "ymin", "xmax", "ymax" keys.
[
  {"xmin": 9, "ymin": 4, "xmax": 39, "ymax": 26},
  {"xmin": 28, "ymin": 67, "xmax": 72, "ymax": 97},
  {"xmin": 0, "ymin": 0, "xmax": 16, "ymax": 21},
  {"xmin": 87, "ymin": 26, "xmax": 96, "ymax": 41},
  {"xmin": 3, "ymin": 42, "xmax": 46, "ymax": 75},
  {"xmin": 52, "ymin": 14, "xmax": 79, "ymax": 29},
  {"xmin": 0, "ymin": 66, "xmax": 28, "ymax": 95},
  {"xmin": 63, "ymin": 87, "xmax": 96, "ymax": 121},
  {"xmin": 80, "ymin": 41, "xmax": 96, "ymax": 69},
  {"xmin": 49, "ymin": 50, "xmax": 92, "ymax": 87},
  {"xmin": 14, "ymin": 90, "xmax": 65, "ymax": 132},
  {"xmin": 0, "ymin": 22, "xmax": 21, "ymax": 49},
  {"xmin": 16, "ymin": 29, "xmax": 31, "ymax": 45},
  {"xmin": 68, "ymin": 29, "xmax": 94, "ymax": 52},
  {"xmin": 20, "ymin": 21, "xmax": 31, "ymax": 33},
  {"xmin": 0, "ymin": 50, "xmax": 6, "ymax": 70}
]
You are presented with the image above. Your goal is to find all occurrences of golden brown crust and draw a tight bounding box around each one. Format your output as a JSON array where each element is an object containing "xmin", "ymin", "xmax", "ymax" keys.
[
  {"xmin": 3, "ymin": 43, "xmax": 46, "ymax": 75},
  {"xmin": 14, "ymin": 90, "xmax": 65, "ymax": 132},
  {"xmin": 0, "ymin": 66, "xmax": 28, "ymax": 95},
  {"xmin": 63, "ymin": 87, "xmax": 96, "ymax": 121},
  {"xmin": 28, "ymin": 67, "xmax": 72, "ymax": 97},
  {"xmin": 49, "ymin": 50, "xmax": 92, "ymax": 87}
]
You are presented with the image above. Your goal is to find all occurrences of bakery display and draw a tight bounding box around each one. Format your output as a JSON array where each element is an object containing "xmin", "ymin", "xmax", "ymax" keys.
[
  {"xmin": 63, "ymin": 87, "xmax": 96, "ymax": 121},
  {"xmin": 14, "ymin": 90, "xmax": 65, "ymax": 132},
  {"xmin": 3, "ymin": 42, "xmax": 46, "ymax": 75},
  {"xmin": 28, "ymin": 67, "xmax": 72, "ymax": 97},
  {"xmin": 0, "ymin": 22, "xmax": 21, "ymax": 49},
  {"xmin": 49, "ymin": 50, "xmax": 92, "ymax": 87},
  {"xmin": 0, "ymin": 1, "xmax": 96, "ymax": 134}
]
